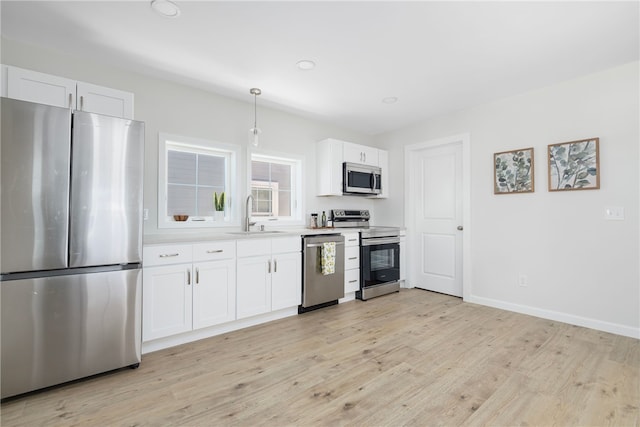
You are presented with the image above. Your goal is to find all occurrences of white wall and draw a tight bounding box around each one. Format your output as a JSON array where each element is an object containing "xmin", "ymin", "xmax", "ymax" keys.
[
  {"xmin": 1, "ymin": 37, "xmax": 377, "ymax": 235},
  {"xmin": 4, "ymin": 37, "xmax": 637, "ymax": 337},
  {"xmin": 376, "ymin": 62, "xmax": 640, "ymax": 338}
]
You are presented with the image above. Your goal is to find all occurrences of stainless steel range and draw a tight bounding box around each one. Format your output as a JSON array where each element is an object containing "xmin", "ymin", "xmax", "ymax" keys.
[{"xmin": 331, "ymin": 210, "xmax": 402, "ymax": 301}]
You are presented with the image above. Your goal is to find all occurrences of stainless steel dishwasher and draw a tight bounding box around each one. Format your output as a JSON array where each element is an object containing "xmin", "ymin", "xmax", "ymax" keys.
[{"xmin": 300, "ymin": 234, "xmax": 345, "ymax": 313}]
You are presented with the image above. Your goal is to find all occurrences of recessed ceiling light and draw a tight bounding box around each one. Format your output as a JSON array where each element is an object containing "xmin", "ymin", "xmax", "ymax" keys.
[
  {"xmin": 382, "ymin": 97, "xmax": 398, "ymax": 104},
  {"xmin": 151, "ymin": 0, "xmax": 181, "ymax": 18},
  {"xmin": 296, "ymin": 60, "xmax": 316, "ymax": 71}
]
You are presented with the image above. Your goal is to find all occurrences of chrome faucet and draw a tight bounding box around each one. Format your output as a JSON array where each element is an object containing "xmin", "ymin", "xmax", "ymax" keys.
[{"xmin": 244, "ymin": 194, "xmax": 256, "ymax": 232}]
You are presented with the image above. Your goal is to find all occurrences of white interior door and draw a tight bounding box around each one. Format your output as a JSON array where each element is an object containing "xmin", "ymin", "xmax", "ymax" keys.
[{"xmin": 407, "ymin": 141, "xmax": 463, "ymax": 297}]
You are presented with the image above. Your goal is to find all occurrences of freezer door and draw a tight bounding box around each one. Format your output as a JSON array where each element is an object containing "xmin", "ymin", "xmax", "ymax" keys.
[
  {"xmin": 69, "ymin": 111, "xmax": 145, "ymax": 267},
  {"xmin": 1, "ymin": 268, "xmax": 142, "ymax": 399},
  {"xmin": 0, "ymin": 97, "xmax": 71, "ymax": 274}
]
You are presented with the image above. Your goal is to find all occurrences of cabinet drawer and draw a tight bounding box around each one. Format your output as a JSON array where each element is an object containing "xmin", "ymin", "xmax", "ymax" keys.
[
  {"xmin": 343, "ymin": 232, "xmax": 360, "ymax": 247},
  {"xmin": 345, "ymin": 268, "xmax": 360, "ymax": 293},
  {"xmin": 143, "ymin": 244, "xmax": 192, "ymax": 267},
  {"xmin": 272, "ymin": 236, "xmax": 301, "ymax": 254},
  {"xmin": 192, "ymin": 241, "xmax": 235, "ymax": 262},
  {"xmin": 345, "ymin": 246, "xmax": 360, "ymax": 270},
  {"xmin": 237, "ymin": 238, "xmax": 271, "ymax": 258}
]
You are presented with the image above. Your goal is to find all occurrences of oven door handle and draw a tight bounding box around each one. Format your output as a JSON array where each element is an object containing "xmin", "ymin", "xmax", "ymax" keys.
[{"xmin": 361, "ymin": 237, "xmax": 400, "ymax": 246}]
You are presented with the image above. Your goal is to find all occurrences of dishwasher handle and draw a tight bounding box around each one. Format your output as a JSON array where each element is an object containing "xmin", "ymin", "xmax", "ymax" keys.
[{"xmin": 306, "ymin": 241, "xmax": 345, "ymax": 248}]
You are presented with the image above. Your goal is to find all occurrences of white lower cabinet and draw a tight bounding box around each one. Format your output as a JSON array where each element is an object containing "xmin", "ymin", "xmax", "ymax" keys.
[
  {"xmin": 143, "ymin": 263, "xmax": 192, "ymax": 340},
  {"xmin": 236, "ymin": 254, "xmax": 271, "ymax": 319},
  {"xmin": 236, "ymin": 237, "xmax": 301, "ymax": 319},
  {"xmin": 342, "ymin": 232, "xmax": 360, "ymax": 296},
  {"xmin": 143, "ymin": 241, "xmax": 236, "ymax": 342},
  {"xmin": 192, "ymin": 259, "xmax": 236, "ymax": 329},
  {"xmin": 271, "ymin": 251, "xmax": 302, "ymax": 310},
  {"xmin": 142, "ymin": 236, "xmax": 301, "ymax": 351}
]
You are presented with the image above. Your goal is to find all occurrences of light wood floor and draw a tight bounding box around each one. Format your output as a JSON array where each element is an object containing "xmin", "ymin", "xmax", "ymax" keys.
[{"xmin": 2, "ymin": 289, "xmax": 638, "ymax": 426}]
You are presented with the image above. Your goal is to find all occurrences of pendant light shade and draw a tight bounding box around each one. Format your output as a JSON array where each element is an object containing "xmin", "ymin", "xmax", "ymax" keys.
[{"xmin": 249, "ymin": 88, "xmax": 261, "ymax": 147}]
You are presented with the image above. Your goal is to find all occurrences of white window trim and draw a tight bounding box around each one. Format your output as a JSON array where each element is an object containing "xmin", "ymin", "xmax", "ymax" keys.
[
  {"xmin": 248, "ymin": 148, "xmax": 305, "ymax": 226},
  {"xmin": 158, "ymin": 132, "xmax": 241, "ymax": 229}
]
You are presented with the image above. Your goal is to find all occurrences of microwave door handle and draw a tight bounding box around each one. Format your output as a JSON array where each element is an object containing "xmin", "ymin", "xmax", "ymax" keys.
[{"xmin": 370, "ymin": 173, "xmax": 375, "ymax": 190}]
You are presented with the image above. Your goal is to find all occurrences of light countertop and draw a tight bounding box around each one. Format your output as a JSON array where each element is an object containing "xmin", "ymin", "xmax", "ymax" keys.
[{"xmin": 143, "ymin": 227, "xmax": 347, "ymax": 246}]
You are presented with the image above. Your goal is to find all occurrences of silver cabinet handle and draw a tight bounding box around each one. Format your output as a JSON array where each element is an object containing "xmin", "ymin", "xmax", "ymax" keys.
[
  {"xmin": 364, "ymin": 152, "xmax": 367, "ymax": 163},
  {"xmin": 457, "ymin": 226, "xmax": 464, "ymax": 231},
  {"xmin": 68, "ymin": 93, "xmax": 73, "ymax": 108},
  {"xmin": 268, "ymin": 260, "xmax": 272, "ymax": 274},
  {"xmin": 206, "ymin": 249, "xmax": 223, "ymax": 254},
  {"xmin": 348, "ymin": 238, "xmax": 358, "ymax": 242},
  {"xmin": 196, "ymin": 267, "xmax": 199, "ymax": 284},
  {"xmin": 274, "ymin": 259, "xmax": 277, "ymax": 273},
  {"xmin": 159, "ymin": 253, "xmax": 179, "ymax": 258},
  {"xmin": 187, "ymin": 268, "xmax": 191, "ymax": 285},
  {"xmin": 348, "ymin": 257, "xmax": 358, "ymax": 260},
  {"xmin": 348, "ymin": 280, "xmax": 358, "ymax": 283},
  {"xmin": 80, "ymin": 95, "xmax": 84, "ymax": 110}
]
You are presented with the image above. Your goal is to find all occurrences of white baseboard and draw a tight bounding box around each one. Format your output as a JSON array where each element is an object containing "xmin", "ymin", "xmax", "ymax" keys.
[
  {"xmin": 142, "ymin": 307, "xmax": 299, "ymax": 354},
  {"xmin": 466, "ymin": 295, "xmax": 640, "ymax": 339}
]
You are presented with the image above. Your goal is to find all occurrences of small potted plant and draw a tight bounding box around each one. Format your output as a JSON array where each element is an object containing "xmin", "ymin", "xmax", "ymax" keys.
[{"xmin": 213, "ymin": 192, "xmax": 225, "ymax": 221}]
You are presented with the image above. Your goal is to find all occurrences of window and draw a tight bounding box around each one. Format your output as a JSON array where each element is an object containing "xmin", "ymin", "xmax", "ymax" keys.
[
  {"xmin": 159, "ymin": 133, "xmax": 238, "ymax": 228},
  {"xmin": 250, "ymin": 153, "xmax": 303, "ymax": 223}
]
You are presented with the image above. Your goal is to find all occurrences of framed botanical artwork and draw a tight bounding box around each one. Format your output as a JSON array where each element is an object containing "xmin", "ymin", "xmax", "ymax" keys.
[
  {"xmin": 548, "ymin": 138, "xmax": 600, "ymax": 191},
  {"xmin": 494, "ymin": 147, "xmax": 535, "ymax": 194}
]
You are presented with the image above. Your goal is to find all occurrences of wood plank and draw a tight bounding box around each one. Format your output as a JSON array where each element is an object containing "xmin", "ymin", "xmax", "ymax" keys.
[{"xmin": 1, "ymin": 289, "xmax": 637, "ymax": 426}]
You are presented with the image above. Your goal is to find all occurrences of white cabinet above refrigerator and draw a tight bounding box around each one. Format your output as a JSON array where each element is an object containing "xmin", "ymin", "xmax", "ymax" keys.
[{"xmin": 2, "ymin": 65, "xmax": 134, "ymax": 119}]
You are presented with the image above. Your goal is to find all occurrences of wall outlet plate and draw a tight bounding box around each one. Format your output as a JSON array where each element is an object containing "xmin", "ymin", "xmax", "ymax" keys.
[{"xmin": 604, "ymin": 206, "xmax": 624, "ymax": 220}]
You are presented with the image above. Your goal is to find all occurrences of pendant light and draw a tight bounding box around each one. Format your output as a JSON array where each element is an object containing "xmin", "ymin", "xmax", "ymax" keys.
[{"xmin": 249, "ymin": 88, "xmax": 262, "ymax": 147}]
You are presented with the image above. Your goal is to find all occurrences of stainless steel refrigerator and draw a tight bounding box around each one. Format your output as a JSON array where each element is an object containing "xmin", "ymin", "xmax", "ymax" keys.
[{"xmin": 0, "ymin": 97, "xmax": 145, "ymax": 399}]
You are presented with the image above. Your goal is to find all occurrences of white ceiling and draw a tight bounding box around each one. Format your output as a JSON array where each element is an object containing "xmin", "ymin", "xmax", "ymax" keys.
[{"xmin": 1, "ymin": 1, "xmax": 638, "ymax": 135}]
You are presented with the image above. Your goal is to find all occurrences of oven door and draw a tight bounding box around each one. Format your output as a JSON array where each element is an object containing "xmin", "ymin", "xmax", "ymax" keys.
[{"xmin": 360, "ymin": 238, "xmax": 400, "ymax": 288}]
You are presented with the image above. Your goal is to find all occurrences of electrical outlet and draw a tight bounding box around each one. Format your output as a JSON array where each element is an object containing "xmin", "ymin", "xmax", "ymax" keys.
[
  {"xmin": 604, "ymin": 206, "xmax": 624, "ymax": 220},
  {"xmin": 518, "ymin": 273, "xmax": 527, "ymax": 287},
  {"xmin": 143, "ymin": 208, "xmax": 149, "ymax": 221}
]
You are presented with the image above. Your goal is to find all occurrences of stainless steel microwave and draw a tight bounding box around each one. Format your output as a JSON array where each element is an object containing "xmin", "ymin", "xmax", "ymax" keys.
[{"xmin": 343, "ymin": 162, "xmax": 382, "ymax": 195}]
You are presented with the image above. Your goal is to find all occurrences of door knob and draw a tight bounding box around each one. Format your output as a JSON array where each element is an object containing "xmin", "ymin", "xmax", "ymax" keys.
[{"xmin": 457, "ymin": 226, "xmax": 463, "ymax": 231}]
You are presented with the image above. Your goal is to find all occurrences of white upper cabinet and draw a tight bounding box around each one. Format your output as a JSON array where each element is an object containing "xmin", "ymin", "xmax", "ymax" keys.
[
  {"xmin": 316, "ymin": 138, "xmax": 389, "ymax": 198},
  {"xmin": 375, "ymin": 149, "xmax": 389, "ymax": 199},
  {"xmin": 3, "ymin": 65, "xmax": 134, "ymax": 119},
  {"xmin": 76, "ymin": 81, "xmax": 134, "ymax": 119},
  {"xmin": 6, "ymin": 66, "xmax": 77, "ymax": 109},
  {"xmin": 316, "ymin": 138, "xmax": 345, "ymax": 196},
  {"xmin": 343, "ymin": 142, "xmax": 378, "ymax": 166}
]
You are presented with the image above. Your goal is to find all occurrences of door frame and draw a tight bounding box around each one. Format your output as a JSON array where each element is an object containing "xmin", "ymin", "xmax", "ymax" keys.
[{"xmin": 404, "ymin": 133, "xmax": 472, "ymax": 301}]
